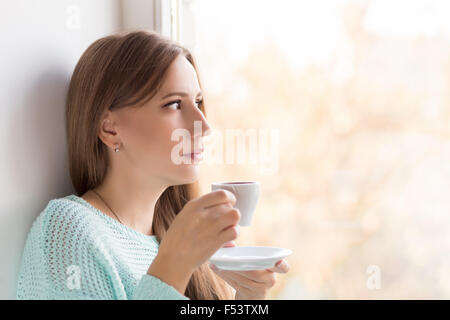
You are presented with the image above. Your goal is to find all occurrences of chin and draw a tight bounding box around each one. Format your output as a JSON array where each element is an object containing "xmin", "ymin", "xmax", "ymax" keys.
[{"xmin": 171, "ymin": 165, "xmax": 201, "ymax": 185}]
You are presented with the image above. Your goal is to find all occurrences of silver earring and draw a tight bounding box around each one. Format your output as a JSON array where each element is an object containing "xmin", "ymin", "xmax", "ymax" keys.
[{"xmin": 114, "ymin": 144, "xmax": 120, "ymax": 152}]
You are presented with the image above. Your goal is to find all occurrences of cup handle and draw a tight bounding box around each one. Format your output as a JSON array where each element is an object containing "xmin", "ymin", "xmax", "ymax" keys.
[
  {"xmin": 229, "ymin": 185, "xmax": 238, "ymax": 201},
  {"xmin": 229, "ymin": 185, "xmax": 243, "ymax": 226}
]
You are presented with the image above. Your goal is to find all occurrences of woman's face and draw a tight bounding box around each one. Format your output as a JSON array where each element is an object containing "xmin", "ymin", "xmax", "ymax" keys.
[{"xmin": 102, "ymin": 55, "xmax": 211, "ymax": 187}]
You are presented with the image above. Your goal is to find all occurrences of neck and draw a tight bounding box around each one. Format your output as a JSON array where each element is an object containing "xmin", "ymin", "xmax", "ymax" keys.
[{"xmin": 94, "ymin": 163, "xmax": 169, "ymax": 236}]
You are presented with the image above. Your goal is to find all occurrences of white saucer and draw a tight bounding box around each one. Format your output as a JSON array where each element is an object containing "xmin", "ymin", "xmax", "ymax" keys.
[{"xmin": 209, "ymin": 246, "xmax": 293, "ymax": 271}]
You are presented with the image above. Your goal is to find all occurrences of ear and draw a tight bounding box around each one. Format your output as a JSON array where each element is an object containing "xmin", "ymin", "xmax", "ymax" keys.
[{"xmin": 98, "ymin": 111, "xmax": 120, "ymax": 149}]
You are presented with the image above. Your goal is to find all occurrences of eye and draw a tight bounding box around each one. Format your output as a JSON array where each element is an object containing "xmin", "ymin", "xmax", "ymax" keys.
[
  {"xmin": 163, "ymin": 100, "xmax": 181, "ymax": 110},
  {"xmin": 163, "ymin": 99, "xmax": 204, "ymax": 110}
]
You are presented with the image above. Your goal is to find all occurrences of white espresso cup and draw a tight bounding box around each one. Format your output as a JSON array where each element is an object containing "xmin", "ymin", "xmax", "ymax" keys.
[{"xmin": 211, "ymin": 181, "xmax": 260, "ymax": 226}]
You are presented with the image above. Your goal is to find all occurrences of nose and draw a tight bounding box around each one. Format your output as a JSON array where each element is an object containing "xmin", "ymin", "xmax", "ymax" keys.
[
  {"xmin": 186, "ymin": 101, "xmax": 211, "ymax": 154},
  {"xmin": 187, "ymin": 101, "xmax": 212, "ymax": 138}
]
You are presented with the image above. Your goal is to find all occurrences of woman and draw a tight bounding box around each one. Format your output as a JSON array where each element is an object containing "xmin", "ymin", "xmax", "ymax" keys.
[{"xmin": 16, "ymin": 30, "xmax": 289, "ymax": 300}]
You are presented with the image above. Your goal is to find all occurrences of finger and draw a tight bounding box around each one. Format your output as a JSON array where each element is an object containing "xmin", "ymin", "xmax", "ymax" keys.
[
  {"xmin": 220, "ymin": 223, "xmax": 240, "ymax": 237},
  {"xmin": 217, "ymin": 272, "xmax": 242, "ymax": 291},
  {"xmin": 222, "ymin": 240, "xmax": 237, "ymax": 248},
  {"xmin": 202, "ymin": 189, "xmax": 237, "ymax": 209},
  {"xmin": 211, "ymin": 265, "xmax": 267, "ymax": 291},
  {"xmin": 220, "ymin": 275, "xmax": 253, "ymax": 298},
  {"xmin": 219, "ymin": 223, "xmax": 240, "ymax": 244},
  {"xmin": 231, "ymin": 269, "xmax": 266, "ymax": 283},
  {"xmin": 233, "ymin": 269, "xmax": 276, "ymax": 285},
  {"xmin": 209, "ymin": 265, "xmax": 242, "ymax": 291},
  {"xmin": 205, "ymin": 202, "xmax": 233, "ymax": 215},
  {"xmin": 266, "ymin": 259, "xmax": 290, "ymax": 273},
  {"xmin": 206, "ymin": 205, "xmax": 240, "ymax": 229},
  {"xmin": 206, "ymin": 205, "xmax": 240, "ymax": 234}
]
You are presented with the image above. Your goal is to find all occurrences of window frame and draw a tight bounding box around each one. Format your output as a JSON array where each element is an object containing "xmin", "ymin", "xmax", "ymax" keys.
[{"xmin": 153, "ymin": 0, "xmax": 182, "ymax": 42}]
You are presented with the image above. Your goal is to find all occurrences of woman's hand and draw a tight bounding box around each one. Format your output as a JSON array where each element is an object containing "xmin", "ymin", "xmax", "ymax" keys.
[
  {"xmin": 209, "ymin": 241, "xmax": 290, "ymax": 300},
  {"xmin": 148, "ymin": 190, "xmax": 240, "ymax": 295},
  {"xmin": 156, "ymin": 189, "xmax": 240, "ymax": 272}
]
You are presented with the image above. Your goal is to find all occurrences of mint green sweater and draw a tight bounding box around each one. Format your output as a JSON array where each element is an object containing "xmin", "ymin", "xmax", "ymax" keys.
[{"xmin": 16, "ymin": 194, "xmax": 190, "ymax": 300}]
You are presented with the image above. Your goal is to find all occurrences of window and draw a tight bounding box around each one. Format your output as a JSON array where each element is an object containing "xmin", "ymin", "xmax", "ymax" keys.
[{"xmin": 175, "ymin": 0, "xmax": 450, "ymax": 299}]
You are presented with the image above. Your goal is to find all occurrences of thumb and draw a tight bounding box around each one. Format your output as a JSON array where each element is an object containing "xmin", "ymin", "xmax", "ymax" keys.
[{"xmin": 266, "ymin": 259, "xmax": 290, "ymax": 273}]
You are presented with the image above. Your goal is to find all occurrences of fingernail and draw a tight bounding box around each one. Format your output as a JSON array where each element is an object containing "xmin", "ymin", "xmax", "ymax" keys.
[{"xmin": 275, "ymin": 260, "xmax": 283, "ymax": 267}]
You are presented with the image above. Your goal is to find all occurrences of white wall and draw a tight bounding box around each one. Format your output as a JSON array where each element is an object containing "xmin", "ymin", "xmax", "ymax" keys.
[{"xmin": 0, "ymin": 0, "xmax": 159, "ymax": 300}]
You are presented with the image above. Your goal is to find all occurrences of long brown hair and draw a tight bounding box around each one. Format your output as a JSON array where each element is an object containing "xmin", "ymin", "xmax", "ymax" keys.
[{"xmin": 65, "ymin": 30, "xmax": 233, "ymax": 300}]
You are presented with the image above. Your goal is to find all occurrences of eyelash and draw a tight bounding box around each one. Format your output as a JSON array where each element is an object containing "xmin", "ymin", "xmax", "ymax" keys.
[{"xmin": 163, "ymin": 99, "xmax": 203, "ymax": 110}]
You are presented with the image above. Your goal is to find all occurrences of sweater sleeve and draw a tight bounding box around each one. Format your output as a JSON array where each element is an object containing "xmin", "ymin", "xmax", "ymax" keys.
[
  {"xmin": 133, "ymin": 274, "xmax": 189, "ymax": 300},
  {"xmin": 20, "ymin": 201, "xmax": 190, "ymax": 300}
]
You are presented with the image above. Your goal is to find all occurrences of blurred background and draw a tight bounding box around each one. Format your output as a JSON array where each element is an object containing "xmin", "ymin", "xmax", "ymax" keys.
[
  {"xmin": 1, "ymin": 0, "xmax": 450, "ymax": 299},
  {"xmin": 188, "ymin": 0, "xmax": 450, "ymax": 299}
]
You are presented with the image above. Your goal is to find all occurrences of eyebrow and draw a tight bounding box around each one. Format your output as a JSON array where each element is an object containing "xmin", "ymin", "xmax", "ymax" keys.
[{"xmin": 161, "ymin": 91, "xmax": 202, "ymax": 100}]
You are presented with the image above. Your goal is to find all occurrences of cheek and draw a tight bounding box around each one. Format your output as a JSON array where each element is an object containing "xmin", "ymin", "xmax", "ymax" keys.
[
  {"xmin": 137, "ymin": 124, "xmax": 174, "ymax": 159},
  {"xmin": 141, "ymin": 121, "xmax": 183, "ymax": 165},
  {"xmin": 119, "ymin": 112, "xmax": 169, "ymax": 157},
  {"xmin": 120, "ymin": 113, "xmax": 197, "ymax": 179}
]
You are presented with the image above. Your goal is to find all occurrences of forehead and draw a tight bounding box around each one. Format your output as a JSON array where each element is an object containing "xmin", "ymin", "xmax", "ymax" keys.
[{"xmin": 157, "ymin": 55, "xmax": 201, "ymax": 96}]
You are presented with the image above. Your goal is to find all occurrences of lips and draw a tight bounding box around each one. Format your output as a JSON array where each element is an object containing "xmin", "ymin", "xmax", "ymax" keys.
[
  {"xmin": 181, "ymin": 143, "xmax": 204, "ymax": 161},
  {"xmin": 182, "ymin": 152, "xmax": 203, "ymax": 156},
  {"xmin": 182, "ymin": 145, "xmax": 204, "ymax": 156},
  {"xmin": 182, "ymin": 151, "xmax": 204, "ymax": 162}
]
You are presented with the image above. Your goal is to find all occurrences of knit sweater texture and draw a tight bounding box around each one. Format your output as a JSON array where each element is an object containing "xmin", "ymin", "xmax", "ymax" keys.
[{"xmin": 16, "ymin": 194, "xmax": 190, "ymax": 300}]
